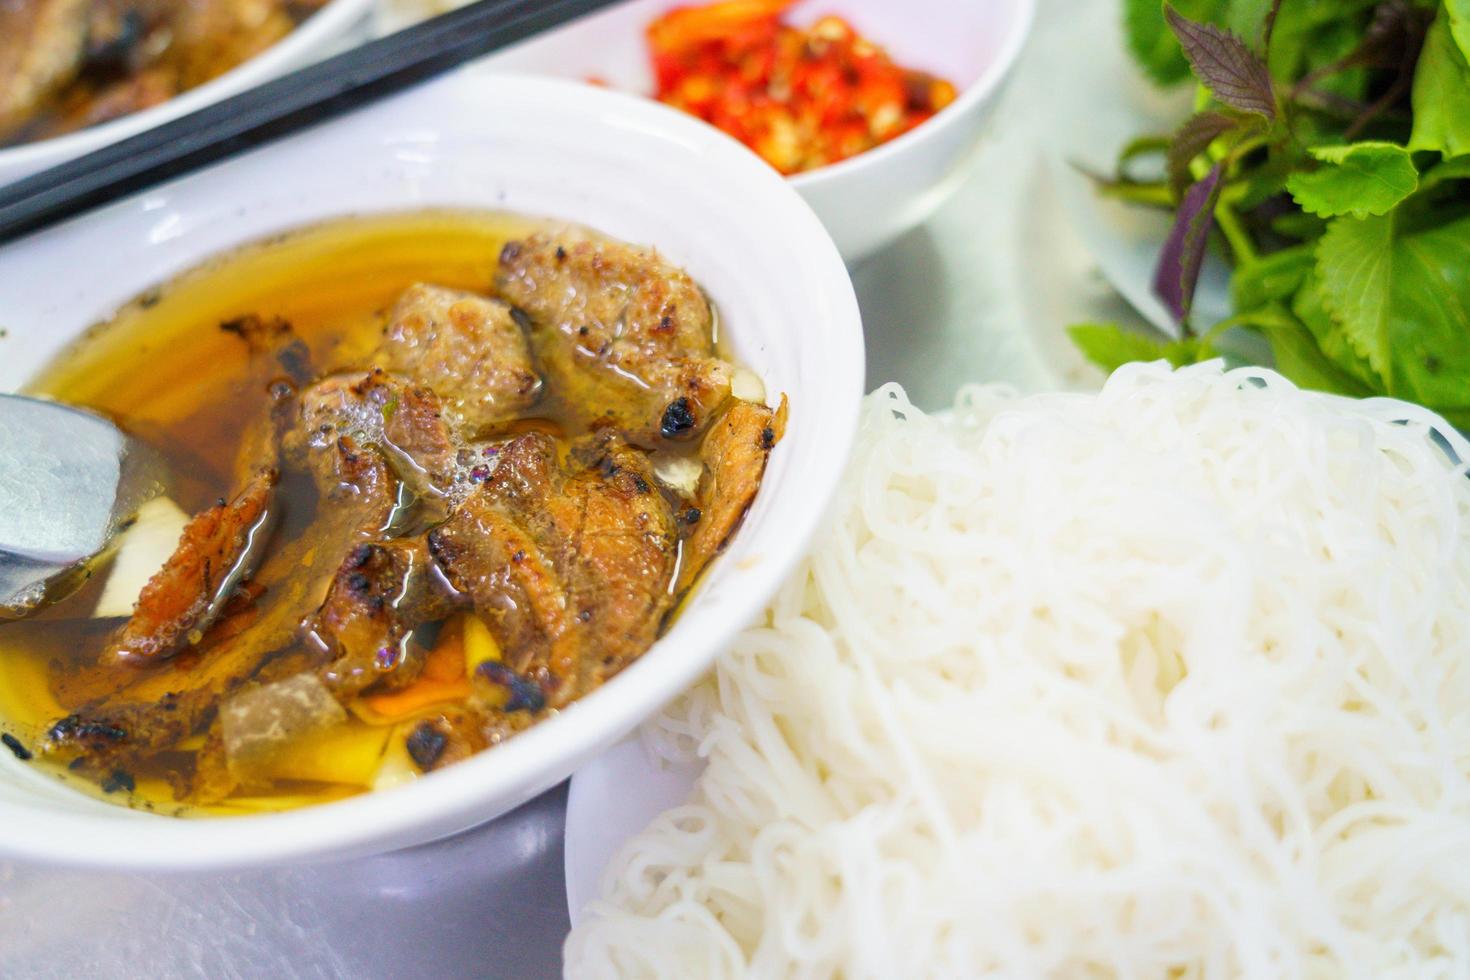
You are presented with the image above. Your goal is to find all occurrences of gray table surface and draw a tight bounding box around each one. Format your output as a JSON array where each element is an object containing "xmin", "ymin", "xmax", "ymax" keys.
[{"xmin": 0, "ymin": 1, "xmax": 1151, "ymax": 975}]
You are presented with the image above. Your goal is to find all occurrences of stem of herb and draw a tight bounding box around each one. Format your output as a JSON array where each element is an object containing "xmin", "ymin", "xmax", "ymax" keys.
[
  {"xmin": 1096, "ymin": 182, "xmax": 1176, "ymax": 208},
  {"xmin": 1214, "ymin": 202, "xmax": 1258, "ymax": 264}
]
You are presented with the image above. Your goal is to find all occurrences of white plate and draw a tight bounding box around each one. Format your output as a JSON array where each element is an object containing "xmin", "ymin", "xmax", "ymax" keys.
[
  {"xmin": 0, "ymin": 70, "xmax": 863, "ymax": 871},
  {"xmin": 563, "ymin": 737, "xmax": 700, "ymax": 925}
]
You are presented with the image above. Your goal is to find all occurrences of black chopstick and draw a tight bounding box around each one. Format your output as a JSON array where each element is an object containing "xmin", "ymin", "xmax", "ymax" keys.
[{"xmin": 0, "ymin": 0, "xmax": 625, "ymax": 246}]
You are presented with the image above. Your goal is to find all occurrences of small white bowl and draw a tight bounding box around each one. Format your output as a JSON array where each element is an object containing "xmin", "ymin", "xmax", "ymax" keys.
[
  {"xmin": 0, "ymin": 72, "xmax": 863, "ymax": 871},
  {"xmin": 481, "ymin": 0, "xmax": 1037, "ymax": 262},
  {"xmin": 0, "ymin": 0, "xmax": 374, "ymax": 186}
]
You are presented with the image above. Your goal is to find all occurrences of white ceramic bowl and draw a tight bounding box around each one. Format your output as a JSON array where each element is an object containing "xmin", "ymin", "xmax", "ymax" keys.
[
  {"xmin": 479, "ymin": 0, "xmax": 1037, "ymax": 262},
  {"xmin": 0, "ymin": 0, "xmax": 374, "ymax": 186},
  {"xmin": 0, "ymin": 72, "xmax": 863, "ymax": 871}
]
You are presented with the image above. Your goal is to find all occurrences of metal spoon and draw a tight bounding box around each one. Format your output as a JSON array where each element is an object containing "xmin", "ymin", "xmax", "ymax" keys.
[{"xmin": 0, "ymin": 394, "xmax": 166, "ymax": 618}]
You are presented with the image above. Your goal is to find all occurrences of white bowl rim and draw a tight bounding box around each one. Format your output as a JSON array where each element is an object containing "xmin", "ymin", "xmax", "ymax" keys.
[
  {"xmin": 0, "ymin": 0, "xmax": 374, "ymax": 170},
  {"xmin": 786, "ymin": 0, "xmax": 1037, "ymax": 189},
  {"xmin": 0, "ymin": 72, "xmax": 864, "ymax": 873}
]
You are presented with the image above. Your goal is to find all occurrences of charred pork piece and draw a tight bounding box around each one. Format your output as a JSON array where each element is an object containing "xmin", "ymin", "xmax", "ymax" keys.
[
  {"xmin": 289, "ymin": 371, "xmax": 459, "ymax": 501},
  {"xmin": 307, "ymin": 539, "xmax": 464, "ymax": 698},
  {"xmin": 377, "ymin": 284, "xmax": 542, "ymax": 434},
  {"xmin": 101, "ymin": 470, "xmax": 278, "ymax": 667},
  {"xmin": 428, "ymin": 434, "xmax": 579, "ymax": 702},
  {"xmin": 403, "ymin": 711, "xmax": 488, "ymax": 773},
  {"xmin": 677, "ymin": 398, "xmax": 786, "ymax": 592},
  {"xmin": 47, "ymin": 683, "xmax": 212, "ymax": 763},
  {"xmin": 495, "ymin": 232, "xmax": 733, "ymax": 448},
  {"xmin": 428, "ymin": 430, "xmax": 680, "ymax": 708},
  {"xmin": 562, "ymin": 433, "xmax": 685, "ymax": 682},
  {"xmin": 0, "ymin": 0, "xmax": 89, "ymax": 140},
  {"xmin": 51, "ymin": 433, "xmax": 401, "ymax": 774},
  {"xmin": 49, "ymin": 505, "xmax": 379, "ymax": 772}
]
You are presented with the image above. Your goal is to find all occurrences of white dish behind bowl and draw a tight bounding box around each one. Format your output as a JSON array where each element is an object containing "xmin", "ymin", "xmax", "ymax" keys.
[
  {"xmin": 476, "ymin": 0, "xmax": 1036, "ymax": 262},
  {"xmin": 0, "ymin": 0, "xmax": 374, "ymax": 186},
  {"xmin": 0, "ymin": 72, "xmax": 863, "ymax": 871},
  {"xmin": 564, "ymin": 736, "xmax": 701, "ymax": 924}
]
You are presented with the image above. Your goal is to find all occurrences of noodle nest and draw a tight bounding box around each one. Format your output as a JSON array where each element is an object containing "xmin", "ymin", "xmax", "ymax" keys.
[{"xmin": 566, "ymin": 363, "xmax": 1470, "ymax": 979}]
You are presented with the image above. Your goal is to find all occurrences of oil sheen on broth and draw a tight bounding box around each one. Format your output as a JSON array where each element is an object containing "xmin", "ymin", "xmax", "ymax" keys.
[{"xmin": 0, "ymin": 211, "xmax": 779, "ymax": 816}]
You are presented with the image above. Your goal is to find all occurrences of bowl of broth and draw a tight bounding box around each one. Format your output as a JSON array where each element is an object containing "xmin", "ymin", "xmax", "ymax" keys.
[{"xmin": 0, "ymin": 72, "xmax": 863, "ymax": 870}]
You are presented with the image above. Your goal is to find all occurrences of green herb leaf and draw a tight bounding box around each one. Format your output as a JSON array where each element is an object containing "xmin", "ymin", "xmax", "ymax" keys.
[
  {"xmin": 1270, "ymin": 210, "xmax": 1328, "ymax": 242},
  {"xmin": 1068, "ymin": 323, "xmax": 1200, "ymax": 372},
  {"xmin": 1269, "ymin": 0, "xmax": 1385, "ymax": 104},
  {"xmin": 1315, "ymin": 212, "xmax": 1398, "ymax": 381},
  {"xmin": 1420, "ymin": 153, "xmax": 1470, "ymax": 191},
  {"xmin": 1292, "ymin": 265, "xmax": 1380, "ymax": 389},
  {"xmin": 1409, "ymin": 10, "xmax": 1470, "ymax": 157},
  {"xmin": 1233, "ymin": 157, "xmax": 1294, "ymax": 211},
  {"xmin": 1315, "ymin": 210, "xmax": 1470, "ymax": 410},
  {"xmin": 1285, "ymin": 142, "xmax": 1419, "ymax": 218},
  {"xmin": 1250, "ymin": 306, "xmax": 1374, "ymax": 397},
  {"xmin": 1087, "ymin": 0, "xmax": 1470, "ymax": 423},
  {"xmin": 1449, "ymin": 0, "xmax": 1470, "ymax": 63},
  {"xmin": 1231, "ymin": 245, "xmax": 1315, "ymax": 311}
]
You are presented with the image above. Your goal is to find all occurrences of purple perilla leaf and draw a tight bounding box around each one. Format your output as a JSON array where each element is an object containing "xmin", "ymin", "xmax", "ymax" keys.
[
  {"xmin": 1167, "ymin": 110, "xmax": 1239, "ymax": 198},
  {"xmin": 1165, "ymin": 4, "xmax": 1276, "ymax": 119},
  {"xmin": 1153, "ymin": 163, "xmax": 1223, "ymax": 326}
]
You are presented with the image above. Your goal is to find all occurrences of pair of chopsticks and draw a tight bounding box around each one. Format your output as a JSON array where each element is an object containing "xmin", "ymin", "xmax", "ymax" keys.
[{"xmin": 0, "ymin": 0, "xmax": 625, "ymax": 246}]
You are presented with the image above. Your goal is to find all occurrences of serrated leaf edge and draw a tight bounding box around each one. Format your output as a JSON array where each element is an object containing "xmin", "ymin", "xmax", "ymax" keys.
[
  {"xmin": 1313, "ymin": 214, "xmax": 1395, "ymax": 383},
  {"xmin": 1285, "ymin": 143, "xmax": 1418, "ymax": 219},
  {"xmin": 1164, "ymin": 4, "xmax": 1277, "ymax": 119}
]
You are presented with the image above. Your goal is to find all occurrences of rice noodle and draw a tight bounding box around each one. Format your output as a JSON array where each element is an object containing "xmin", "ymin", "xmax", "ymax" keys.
[{"xmin": 565, "ymin": 363, "xmax": 1470, "ymax": 979}]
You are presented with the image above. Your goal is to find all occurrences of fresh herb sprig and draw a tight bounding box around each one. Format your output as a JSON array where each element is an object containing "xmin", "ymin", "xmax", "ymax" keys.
[{"xmin": 1072, "ymin": 0, "xmax": 1470, "ymax": 427}]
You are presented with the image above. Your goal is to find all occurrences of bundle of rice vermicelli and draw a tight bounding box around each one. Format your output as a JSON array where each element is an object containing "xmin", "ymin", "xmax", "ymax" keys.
[{"xmin": 564, "ymin": 362, "xmax": 1470, "ymax": 979}]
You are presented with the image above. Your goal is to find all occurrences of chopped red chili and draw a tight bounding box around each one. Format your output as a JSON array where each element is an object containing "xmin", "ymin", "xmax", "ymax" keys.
[{"xmin": 646, "ymin": 1, "xmax": 958, "ymax": 175}]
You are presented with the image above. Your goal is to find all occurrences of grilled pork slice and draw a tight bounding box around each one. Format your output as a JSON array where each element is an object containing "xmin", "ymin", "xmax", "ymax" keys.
[
  {"xmin": 307, "ymin": 538, "xmax": 463, "ymax": 699},
  {"xmin": 289, "ymin": 371, "xmax": 460, "ymax": 501},
  {"xmin": 428, "ymin": 430, "xmax": 681, "ymax": 708},
  {"xmin": 495, "ymin": 231, "xmax": 733, "ymax": 448},
  {"xmin": 101, "ymin": 469, "xmax": 278, "ymax": 667},
  {"xmin": 51, "ymin": 499, "xmax": 394, "ymax": 772},
  {"xmin": 51, "ymin": 404, "xmax": 406, "ymax": 772},
  {"xmin": 377, "ymin": 284, "xmax": 542, "ymax": 434},
  {"xmin": 677, "ymin": 398, "xmax": 785, "ymax": 592}
]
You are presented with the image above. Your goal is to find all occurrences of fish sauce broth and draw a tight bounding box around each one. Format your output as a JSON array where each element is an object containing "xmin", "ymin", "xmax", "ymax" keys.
[{"xmin": 0, "ymin": 212, "xmax": 781, "ymax": 816}]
